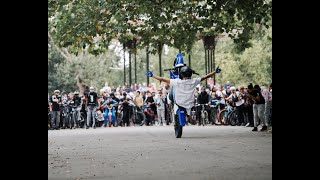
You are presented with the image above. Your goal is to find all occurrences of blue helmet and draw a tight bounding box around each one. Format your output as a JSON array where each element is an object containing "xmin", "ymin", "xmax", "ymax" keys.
[{"xmin": 174, "ymin": 53, "xmax": 185, "ymax": 68}]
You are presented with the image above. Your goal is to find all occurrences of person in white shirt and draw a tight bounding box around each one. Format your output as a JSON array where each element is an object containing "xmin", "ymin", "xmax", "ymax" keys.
[
  {"xmin": 261, "ymin": 83, "xmax": 272, "ymax": 126},
  {"xmin": 146, "ymin": 66, "xmax": 221, "ymax": 121},
  {"xmin": 226, "ymin": 86, "xmax": 245, "ymax": 126},
  {"xmin": 155, "ymin": 89, "xmax": 166, "ymax": 126},
  {"xmin": 215, "ymin": 85, "xmax": 226, "ymax": 110}
]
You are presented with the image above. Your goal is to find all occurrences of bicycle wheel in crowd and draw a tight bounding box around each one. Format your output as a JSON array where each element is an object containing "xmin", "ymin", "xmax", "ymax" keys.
[
  {"xmin": 211, "ymin": 109, "xmax": 221, "ymax": 125},
  {"xmin": 228, "ymin": 110, "xmax": 238, "ymax": 126},
  {"xmin": 80, "ymin": 113, "xmax": 86, "ymax": 128},
  {"xmin": 68, "ymin": 114, "xmax": 74, "ymax": 129},
  {"xmin": 218, "ymin": 109, "xmax": 226, "ymax": 125}
]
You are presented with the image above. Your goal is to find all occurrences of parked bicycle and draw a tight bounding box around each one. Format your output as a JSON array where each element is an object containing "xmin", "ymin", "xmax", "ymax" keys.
[{"xmin": 196, "ymin": 103, "xmax": 209, "ymax": 126}]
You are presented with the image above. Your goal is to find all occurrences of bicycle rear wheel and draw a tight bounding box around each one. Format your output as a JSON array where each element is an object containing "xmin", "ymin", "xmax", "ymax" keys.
[
  {"xmin": 80, "ymin": 113, "xmax": 86, "ymax": 128},
  {"xmin": 211, "ymin": 109, "xmax": 220, "ymax": 125},
  {"xmin": 218, "ymin": 109, "xmax": 227, "ymax": 125},
  {"xmin": 228, "ymin": 110, "xmax": 238, "ymax": 126},
  {"xmin": 202, "ymin": 112, "xmax": 208, "ymax": 126}
]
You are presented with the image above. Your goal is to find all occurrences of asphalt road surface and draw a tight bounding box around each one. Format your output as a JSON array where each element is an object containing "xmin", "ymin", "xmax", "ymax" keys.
[{"xmin": 48, "ymin": 125, "xmax": 272, "ymax": 180}]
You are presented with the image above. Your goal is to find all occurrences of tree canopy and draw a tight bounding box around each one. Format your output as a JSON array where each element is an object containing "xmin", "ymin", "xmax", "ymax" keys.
[
  {"xmin": 48, "ymin": 23, "xmax": 272, "ymax": 93},
  {"xmin": 48, "ymin": 0, "xmax": 271, "ymax": 55}
]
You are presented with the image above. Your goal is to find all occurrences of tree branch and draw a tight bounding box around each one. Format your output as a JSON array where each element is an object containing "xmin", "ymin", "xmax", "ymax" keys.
[{"xmin": 48, "ymin": 31, "xmax": 71, "ymax": 61}]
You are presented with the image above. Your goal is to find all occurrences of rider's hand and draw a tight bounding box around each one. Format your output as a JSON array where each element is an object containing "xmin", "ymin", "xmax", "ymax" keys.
[
  {"xmin": 215, "ymin": 66, "xmax": 221, "ymax": 73},
  {"xmin": 145, "ymin": 71, "xmax": 153, "ymax": 77}
]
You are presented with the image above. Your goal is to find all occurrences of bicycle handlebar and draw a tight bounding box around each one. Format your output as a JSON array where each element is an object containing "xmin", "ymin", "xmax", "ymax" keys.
[{"xmin": 163, "ymin": 68, "xmax": 174, "ymax": 71}]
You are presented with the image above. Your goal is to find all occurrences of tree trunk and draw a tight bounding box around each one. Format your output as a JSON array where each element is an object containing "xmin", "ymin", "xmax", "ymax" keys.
[{"xmin": 76, "ymin": 74, "xmax": 85, "ymax": 96}]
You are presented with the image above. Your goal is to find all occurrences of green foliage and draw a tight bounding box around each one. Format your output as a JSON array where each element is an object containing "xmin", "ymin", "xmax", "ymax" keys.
[
  {"xmin": 55, "ymin": 48, "xmax": 123, "ymax": 92},
  {"xmin": 48, "ymin": 0, "xmax": 272, "ymax": 90},
  {"xmin": 48, "ymin": 0, "xmax": 272, "ymax": 55},
  {"xmin": 48, "ymin": 38, "xmax": 66, "ymax": 93},
  {"xmin": 214, "ymin": 25, "xmax": 272, "ymax": 86}
]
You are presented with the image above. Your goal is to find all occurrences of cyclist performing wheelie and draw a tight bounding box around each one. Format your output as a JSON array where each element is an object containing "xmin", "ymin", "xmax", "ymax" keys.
[{"xmin": 146, "ymin": 53, "xmax": 221, "ymax": 138}]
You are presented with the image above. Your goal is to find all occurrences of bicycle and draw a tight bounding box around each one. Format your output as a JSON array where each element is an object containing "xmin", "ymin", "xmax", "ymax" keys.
[
  {"xmin": 64, "ymin": 105, "xmax": 73, "ymax": 129},
  {"xmin": 209, "ymin": 103, "xmax": 221, "ymax": 125},
  {"xmin": 218, "ymin": 101, "xmax": 234, "ymax": 125},
  {"xmin": 71, "ymin": 105, "xmax": 81, "ymax": 128},
  {"xmin": 79, "ymin": 112, "xmax": 86, "ymax": 128},
  {"xmin": 227, "ymin": 108, "xmax": 238, "ymax": 126},
  {"xmin": 196, "ymin": 104, "xmax": 209, "ymax": 126}
]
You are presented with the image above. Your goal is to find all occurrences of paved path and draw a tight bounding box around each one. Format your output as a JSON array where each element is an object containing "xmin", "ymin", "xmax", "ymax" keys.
[{"xmin": 48, "ymin": 125, "xmax": 272, "ymax": 180}]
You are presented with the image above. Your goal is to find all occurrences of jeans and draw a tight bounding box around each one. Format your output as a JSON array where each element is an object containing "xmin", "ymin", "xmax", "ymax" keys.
[
  {"xmin": 87, "ymin": 106, "xmax": 96, "ymax": 127},
  {"xmin": 236, "ymin": 104, "xmax": 245, "ymax": 125},
  {"xmin": 51, "ymin": 111, "xmax": 60, "ymax": 128},
  {"xmin": 253, "ymin": 104, "xmax": 266, "ymax": 127}
]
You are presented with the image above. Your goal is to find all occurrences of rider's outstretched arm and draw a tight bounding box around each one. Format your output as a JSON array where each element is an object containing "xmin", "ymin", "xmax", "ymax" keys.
[
  {"xmin": 200, "ymin": 66, "xmax": 221, "ymax": 82},
  {"xmin": 200, "ymin": 71, "xmax": 216, "ymax": 82},
  {"xmin": 146, "ymin": 71, "xmax": 170, "ymax": 84},
  {"xmin": 152, "ymin": 75, "xmax": 170, "ymax": 84}
]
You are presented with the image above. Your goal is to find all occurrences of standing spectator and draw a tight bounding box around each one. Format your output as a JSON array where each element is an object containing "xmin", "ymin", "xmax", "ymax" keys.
[
  {"xmin": 133, "ymin": 91, "xmax": 144, "ymax": 109},
  {"xmin": 223, "ymin": 85, "xmax": 231, "ymax": 97},
  {"xmin": 261, "ymin": 83, "xmax": 272, "ymax": 126},
  {"xmin": 119, "ymin": 92, "xmax": 130, "ymax": 127},
  {"xmin": 103, "ymin": 82, "xmax": 111, "ymax": 94},
  {"xmin": 73, "ymin": 91, "xmax": 82, "ymax": 128},
  {"xmin": 247, "ymin": 84, "xmax": 267, "ymax": 131},
  {"xmin": 226, "ymin": 86, "xmax": 245, "ymax": 126},
  {"xmin": 244, "ymin": 85, "xmax": 254, "ymax": 127},
  {"xmin": 148, "ymin": 83, "xmax": 156, "ymax": 93},
  {"xmin": 131, "ymin": 83, "xmax": 139, "ymax": 92},
  {"xmin": 139, "ymin": 82, "xmax": 148, "ymax": 92},
  {"xmin": 110, "ymin": 92, "xmax": 120, "ymax": 120},
  {"xmin": 145, "ymin": 91, "xmax": 156, "ymax": 117},
  {"xmin": 49, "ymin": 90, "xmax": 61, "ymax": 130},
  {"xmin": 224, "ymin": 81, "xmax": 232, "ymax": 89},
  {"xmin": 155, "ymin": 89, "xmax": 166, "ymax": 126},
  {"xmin": 85, "ymin": 86, "xmax": 98, "ymax": 129},
  {"xmin": 145, "ymin": 92, "xmax": 156, "ymax": 125}
]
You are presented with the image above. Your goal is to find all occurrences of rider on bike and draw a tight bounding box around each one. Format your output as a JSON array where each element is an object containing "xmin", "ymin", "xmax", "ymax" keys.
[{"xmin": 146, "ymin": 60, "xmax": 221, "ymax": 126}]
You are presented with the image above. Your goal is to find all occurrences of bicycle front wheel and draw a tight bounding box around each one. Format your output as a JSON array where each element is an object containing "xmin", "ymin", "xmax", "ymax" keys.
[
  {"xmin": 202, "ymin": 112, "xmax": 208, "ymax": 126},
  {"xmin": 218, "ymin": 109, "xmax": 227, "ymax": 125},
  {"xmin": 228, "ymin": 110, "xmax": 238, "ymax": 126}
]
